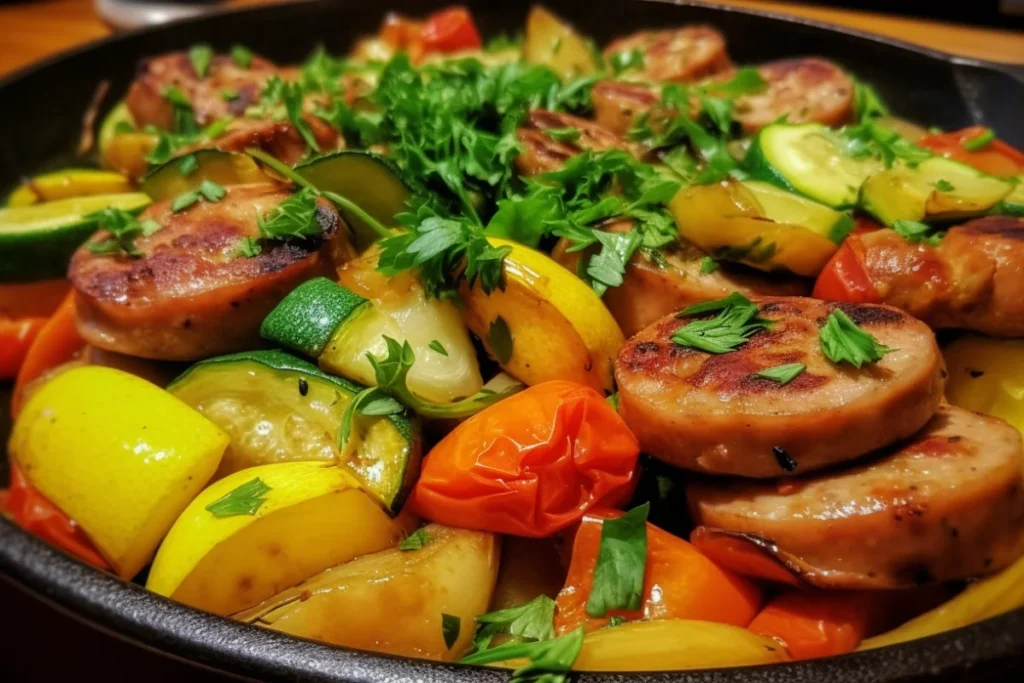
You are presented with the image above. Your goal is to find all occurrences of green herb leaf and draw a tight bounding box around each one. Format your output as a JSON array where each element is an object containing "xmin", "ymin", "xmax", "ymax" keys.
[
  {"xmin": 606, "ymin": 392, "xmax": 619, "ymax": 411},
  {"xmin": 586, "ymin": 503, "xmax": 649, "ymax": 618},
  {"xmin": 819, "ymin": 308, "xmax": 893, "ymax": 368},
  {"xmin": 281, "ymin": 81, "xmax": 320, "ymax": 153},
  {"xmin": 82, "ymin": 208, "xmax": 159, "ymax": 258},
  {"xmin": 488, "ymin": 316, "xmax": 514, "ymax": 365},
  {"xmin": 964, "ymin": 127, "xmax": 995, "ymax": 151},
  {"xmin": 545, "ymin": 126, "xmax": 581, "ymax": 143},
  {"xmin": 177, "ymin": 154, "xmax": 198, "ymax": 176},
  {"xmin": 699, "ymin": 256, "xmax": 719, "ymax": 274},
  {"xmin": 230, "ymin": 44, "xmax": 253, "ymax": 69},
  {"xmin": 461, "ymin": 626, "xmax": 584, "ymax": 683},
  {"xmin": 198, "ymin": 179, "xmax": 226, "ymax": 202},
  {"xmin": 257, "ymin": 187, "xmax": 322, "ymax": 240},
  {"xmin": 934, "ymin": 179, "xmax": 955, "ymax": 192},
  {"xmin": 853, "ymin": 80, "xmax": 889, "ymax": 121},
  {"xmin": 700, "ymin": 67, "xmax": 767, "ymax": 98},
  {"xmin": 442, "ymin": 613, "xmax": 461, "ymax": 650},
  {"xmin": 114, "ymin": 121, "xmax": 136, "ymax": 134},
  {"xmin": 163, "ymin": 87, "xmax": 199, "ymax": 136},
  {"xmin": 609, "ymin": 49, "xmax": 645, "ymax": 74},
  {"xmin": 606, "ymin": 616, "xmax": 627, "ymax": 628},
  {"xmin": 470, "ymin": 595, "xmax": 557, "ymax": 655},
  {"xmin": 237, "ymin": 237, "xmax": 262, "ymax": 258},
  {"xmin": 188, "ymin": 44, "xmax": 214, "ymax": 79},
  {"xmin": 672, "ymin": 293, "xmax": 773, "ymax": 354},
  {"xmin": 754, "ymin": 363, "xmax": 806, "ymax": 385},
  {"xmin": 338, "ymin": 386, "xmax": 404, "ymax": 451},
  {"xmin": 399, "ymin": 528, "xmax": 434, "ymax": 551},
  {"xmin": 428, "ymin": 340, "xmax": 449, "ymax": 356},
  {"xmin": 205, "ymin": 477, "xmax": 271, "ymax": 518},
  {"xmin": 221, "ymin": 89, "xmax": 240, "ymax": 101},
  {"xmin": 700, "ymin": 96, "xmax": 733, "ymax": 136},
  {"xmin": 893, "ymin": 219, "xmax": 944, "ymax": 246},
  {"xmin": 170, "ymin": 190, "xmax": 200, "ymax": 213}
]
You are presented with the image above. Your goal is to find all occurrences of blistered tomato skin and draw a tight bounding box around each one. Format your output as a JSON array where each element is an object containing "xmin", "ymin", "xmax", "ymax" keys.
[{"xmin": 408, "ymin": 381, "xmax": 640, "ymax": 538}]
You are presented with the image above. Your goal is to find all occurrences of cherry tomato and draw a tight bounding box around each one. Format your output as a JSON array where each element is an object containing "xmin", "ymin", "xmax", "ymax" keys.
[
  {"xmin": 3, "ymin": 465, "xmax": 110, "ymax": 570},
  {"xmin": 918, "ymin": 126, "xmax": 1024, "ymax": 177},
  {"xmin": 421, "ymin": 7, "xmax": 483, "ymax": 53},
  {"xmin": 812, "ymin": 222, "xmax": 881, "ymax": 303},
  {"xmin": 408, "ymin": 381, "xmax": 640, "ymax": 537},
  {"xmin": 554, "ymin": 512, "xmax": 762, "ymax": 634}
]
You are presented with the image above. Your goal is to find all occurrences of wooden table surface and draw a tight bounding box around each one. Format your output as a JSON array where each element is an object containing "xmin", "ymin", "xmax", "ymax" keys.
[{"xmin": 0, "ymin": 0, "xmax": 1022, "ymax": 78}]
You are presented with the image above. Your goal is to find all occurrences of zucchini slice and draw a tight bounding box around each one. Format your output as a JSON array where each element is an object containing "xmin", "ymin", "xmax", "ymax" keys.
[
  {"xmin": 746, "ymin": 122, "xmax": 884, "ymax": 209},
  {"xmin": 3, "ymin": 169, "xmax": 132, "ymax": 208},
  {"xmin": 668, "ymin": 179, "xmax": 848, "ymax": 277},
  {"xmin": 141, "ymin": 149, "xmax": 268, "ymax": 201},
  {"xmin": 0, "ymin": 192, "xmax": 151, "ymax": 282},
  {"xmin": 860, "ymin": 157, "xmax": 1013, "ymax": 226},
  {"xmin": 169, "ymin": 349, "xmax": 420, "ymax": 515},
  {"xmin": 296, "ymin": 151, "xmax": 414, "ymax": 249}
]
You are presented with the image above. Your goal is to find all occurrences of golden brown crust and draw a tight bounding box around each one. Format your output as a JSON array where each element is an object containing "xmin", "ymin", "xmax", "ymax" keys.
[
  {"xmin": 602, "ymin": 26, "xmax": 732, "ymax": 83},
  {"xmin": 688, "ymin": 405, "xmax": 1024, "ymax": 588},
  {"xmin": 514, "ymin": 110, "xmax": 633, "ymax": 176},
  {"xmin": 615, "ymin": 296, "xmax": 945, "ymax": 477},
  {"xmin": 70, "ymin": 184, "xmax": 340, "ymax": 361},
  {"xmin": 731, "ymin": 58, "xmax": 854, "ymax": 133}
]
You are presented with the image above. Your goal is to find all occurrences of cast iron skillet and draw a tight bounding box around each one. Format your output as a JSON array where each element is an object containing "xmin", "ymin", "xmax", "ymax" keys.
[{"xmin": 1, "ymin": 1, "xmax": 1023, "ymax": 680}]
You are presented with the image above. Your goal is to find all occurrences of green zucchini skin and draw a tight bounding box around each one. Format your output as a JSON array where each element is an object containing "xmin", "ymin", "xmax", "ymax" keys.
[{"xmin": 260, "ymin": 277, "xmax": 371, "ymax": 359}]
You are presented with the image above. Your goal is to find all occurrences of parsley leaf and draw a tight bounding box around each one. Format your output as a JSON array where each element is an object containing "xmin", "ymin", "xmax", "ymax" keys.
[
  {"xmin": 442, "ymin": 613, "xmax": 461, "ymax": 650},
  {"xmin": 281, "ymin": 81, "xmax": 320, "ymax": 153},
  {"xmin": 819, "ymin": 308, "xmax": 893, "ymax": 368},
  {"xmin": 607, "ymin": 616, "xmax": 627, "ymax": 628},
  {"xmin": 934, "ymin": 179, "xmax": 955, "ymax": 192},
  {"xmin": 230, "ymin": 44, "xmax": 253, "ymax": 69},
  {"xmin": 399, "ymin": 528, "xmax": 433, "ymax": 551},
  {"xmin": 609, "ymin": 49, "xmax": 645, "ymax": 74},
  {"xmin": 700, "ymin": 96, "xmax": 733, "ymax": 136},
  {"xmin": 188, "ymin": 44, "xmax": 213, "ymax": 79},
  {"xmin": 853, "ymin": 80, "xmax": 889, "ymax": 121},
  {"xmin": 470, "ymin": 595, "xmax": 556, "ymax": 655},
  {"xmin": 237, "ymin": 236, "xmax": 262, "ymax": 258},
  {"xmin": 754, "ymin": 363, "xmax": 806, "ymax": 385},
  {"xmin": 338, "ymin": 386, "xmax": 404, "ymax": 452},
  {"xmin": 257, "ymin": 187, "xmax": 322, "ymax": 240},
  {"xmin": 461, "ymin": 626, "xmax": 584, "ymax": 683},
  {"xmin": 178, "ymin": 154, "xmax": 198, "ymax": 176},
  {"xmin": 672, "ymin": 292, "xmax": 773, "ymax": 354},
  {"xmin": 83, "ymin": 208, "xmax": 160, "ymax": 258},
  {"xmin": 586, "ymin": 503, "xmax": 649, "ymax": 618},
  {"xmin": 428, "ymin": 340, "xmax": 449, "ymax": 356},
  {"xmin": 544, "ymin": 126, "xmax": 582, "ymax": 143},
  {"xmin": 163, "ymin": 87, "xmax": 198, "ymax": 136},
  {"xmin": 487, "ymin": 316, "xmax": 514, "ymax": 365},
  {"xmin": 205, "ymin": 477, "xmax": 271, "ymax": 518},
  {"xmin": 893, "ymin": 219, "xmax": 944, "ymax": 246},
  {"xmin": 699, "ymin": 256, "xmax": 718, "ymax": 274},
  {"xmin": 964, "ymin": 127, "xmax": 995, "ymax": 151},
  {"xmin": 170, "ymin": 191, "xmax": 200, "ymax": 213}
]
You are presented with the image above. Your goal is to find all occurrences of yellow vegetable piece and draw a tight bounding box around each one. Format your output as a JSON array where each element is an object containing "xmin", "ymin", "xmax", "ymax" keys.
[
  {"xmin": 861, "ymin": 553, "xmax": 1024, "ymax": 650},
  {"xmin": 5, "ymin": 169, "xmax": 133, "ymax": 208},
  {"xmin": 9, "ymin": 366, "xmax": 228, "ymax": 579},
  {"xmin": 573, "ymin": 620, "xmax": 788, "ymax": 671},
  {"xmin": 523, "ymin": 6, "xmax": 600, "ymax": 82},
  {"xmin": 669, "ymin": 180, "xmax": 842, "ymax": 277},
  {"xmin": 147, "ymin": 461, "xmax": 417, "ymax": 616},
  {"xmin": 460, "ymin": 238, "xmax": 624, "ymax": 392},
  {"xmin": 943, "ymin": 335, "xmax": 1024, "ymax": 434},
  {"xmin": 235, "ymin": 524, "xmax": 499, "ymax": 660}
]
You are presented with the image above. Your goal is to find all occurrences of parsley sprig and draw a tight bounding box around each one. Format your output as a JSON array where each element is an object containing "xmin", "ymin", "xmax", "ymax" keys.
[
  {"xmin": 586, "ymin": 503, "xmax": 649, "ymax": 618},
  {"xmin": 205, "ymin": 477, "xmax": 272, "ymax": 518},
  {"xmin": 819, "ymin": 308, "xmax": 893, "ymax": 368},
  {"xmin": 461, "ymin": 627, "xmax": 584, "ymax": 683},
  {"xmin": 468, "ymin": 596, "xmax": 557, "ymax": 655},
  {"xmin": 672, "ymin": 292, "xmax": 774, "ymax": 354},
  {"xmin": 84, "ymin": 208, "xmax": 161, "ymax": 258}
]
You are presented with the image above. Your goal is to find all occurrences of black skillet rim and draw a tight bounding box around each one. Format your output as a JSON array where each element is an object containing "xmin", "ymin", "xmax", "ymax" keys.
[{"xmin": 1, "ymin": 1, "xmax": 1023, "ymax": 680}]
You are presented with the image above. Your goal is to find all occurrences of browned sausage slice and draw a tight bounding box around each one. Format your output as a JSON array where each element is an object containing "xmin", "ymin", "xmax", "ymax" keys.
[
  {"xmin": 552, "ymin": 226, "xmax": 807, "ymax": 338},
  {"xmin": 731, "ymin": 58, "xmax": 854, "ymax": 134},
  {"xmin": 615, "ymin": 297, "xmax": 945, "ymax": 477},
  {"xmin": 591, "ymin": 80, "xmax": 662, "ymax": 138},
  {"xmin": 69, "ymin": 184, "xmax": 340, "ymax": 361},
  {"xmin": 688, "ymin": 405, "xmax": 1024, "ymax": 588},
  {"xmin": 514, "ymin": 110, "xmax": 634, "ymax": 176},
  {"xmin": 603, "ymin": 27, "xmax": 732, "ymax": 83},
  {"xmin": 181, "ymin": 117, "xmax": 343, "ymax": 167},
  {"xmin": 126, "ymin": 52, "xmax": 278, "ymax": 130},
  {"xmin": 853, "ymin": 216, "xmax": 1024, "ymax": 337}
]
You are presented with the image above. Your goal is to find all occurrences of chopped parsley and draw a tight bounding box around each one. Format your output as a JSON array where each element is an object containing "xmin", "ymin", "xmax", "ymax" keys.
[
  {"xmin": 83, "ymin": 208, "xmax": 160, "ymax": 258},
  {"xmin": 819, "ymin": 308, "xmax": 893, "ymax": 368},
  {"xmin": 487, "ymin": 316, "xmax": 514, "ymax": 365},
  {"xmin": 338, "ymin": 385, "xmax": 404, "ymax": 451},
  {"xmin": 672, "ymin": 292, "xmax": 773, "ymax": 354},
  {"xmin": 177, "ymin": 154, "xmax": 198, "ymax": 176},
  {"xmin": 934, "ymin": 179, "xmax": 955, "ymax": 192},
  {"xmin": 461, "ymin": 626, "xmax": 584, "ymax": 683},
  {"xmin": 964, "ymin": 127, "xmax": 995, "ymax": 151},
  {"xmin": 853, "ymin": 80, "xmax": 889, "ymax": 121},
  {"xmin": 398, "ymin": 528, "xmax": 434, "ymax": 551},
  {"xmin": 754, "ymin": 363, "xmax": 806, "ymax": 385},
  {"xmin": 170, "ymin": 180, "xmax": 225, "ymax": 212},
  {"xmin": 188, "ymin": 44, "xmax": 213, "ymax": 79},
  {"xmin": 442, "ymin": 613, "xmax": 461, "ymax": 650},
  {"xmin": 230, "ymin": 44, "xmax": 253, "ymax": 69},
  {"xmin": 893, "ymin": 219, "xmax": 944, "ymax": 246},
  {"xmin": 428, "ymin": 339, "xmax": 449, "ymax": 356},
  {"xmin": 609, "ymin": 49, "xmax": 645, "ymax": 74},
  {"xmin": 469, "ymin": 595, "xmax": 556, "ymax": 655},
  {"xmin": 586, "ymin": 503, "xmax": 649, "ymax": 618},
  {"xmin": 544, "ymin": 126, "xmax": 582, "ymax": 143},
  {"xmin": 205, "ymin": 477, "xmax": 271, "ymax": 518},
  {"xmin": 699, "ymin": 256, "xmax": 719, "ymax": 274}
]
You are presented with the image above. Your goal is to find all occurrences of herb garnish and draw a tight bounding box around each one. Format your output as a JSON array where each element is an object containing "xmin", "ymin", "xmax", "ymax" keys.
[
  {"xmin": 487, "ymin": 316, "xmax": 514, "ymax": 365},
  {"xmin": 934, "ymin": 179, "xmax": 955, "ymax": 192},
  {"xmin": 442, "ymin": 613, "xmax": 461, "ymax": 650},
  {"xmin": 170, "ymin": 180, "xmax": 226, "ymax": 212},
  {"xmin": 672, "ymin": 292, "xmax": 773, "ymax": 354},
  {"xmin": 338, "ymin": 385, "xmax": 405, "ymax": 452},
  {"xmin": 84, "ymin": 208, "xmax": 161, "ymax": 258},
  {"xmin": 469, "ymin": 595, "xmax": 556, "ymax": 655},
  {"xmin": 544, "ymin": 126, "xmax": 582, "ymax": 143},
  {"xmin": 178, "ymin": 154, "xmax": 198, "ymax": 176},
  {"xmin": 609, "ymin": 49, "xmax": 645, "ymax": 74},
  {"xmin": 399, "ymin": 528, "xmax": 434, "ymax": 551},
  {"xmin": 699, "ymin": 256, "xmax": 718, "ymax": 274},
  {"xmin": 428, "ymin": 340, "xmax": 449, "ymax": 356},
  {"xmin": 188, "ymin": 44, "xmax": 213, "ymax": 79},
  {"xmin": 230, "ymin": 44, "xmax": 253, "ymax": 69},
  {"xmin": 754, "ymin": 363, "xmax": 806, "ymax": 385},
  {"xmin": 964, "ymin": 127, "xmax": 995, "ymax": 151},
  {"xmin": 586, "ymin": 503, "xmax": 649, "ymax": 618},
  {"xmin": 852, "ymin": 80, "xmax": 889, "ymax": 121},
  {"xmin": 461, "ymin": 627, "xmax": 584, "ymax": 683},
  {"xmin": 205, "ymin": 477, "xmax": 272, "ymax": 518},
  {"xmin": 893, "ymin": 219, "xmax": 944, "ymax": 246},
  {"xmin": 819, "ymin": 308, "xmax": 892, "ymax": 368}
]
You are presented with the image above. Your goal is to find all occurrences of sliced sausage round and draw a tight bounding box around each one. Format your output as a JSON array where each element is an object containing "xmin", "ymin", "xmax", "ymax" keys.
[
  {"xmin": 850, "ymin": 216, "xmax": 1024, "ymax": 337},
  {"xmin": 70, "ymin": 184, "xmax": 340, "ymax": 361},
  {"xmin": 615, "ymin": 297, "xmax": 945, "ymax": 477},
  {"xmin": 552, "ymin": 226, "xmax": 808, "ymax": 338},
  {"xmin": 731, "ymin": 58, "xmax": 854, "ymax": 134},
  {"xmin": 591, "ymin": 80, "xmax": 662, "ymax": 138},
  {"xmin": 688, "ymin": 404, "xmax": 1024, "ymax": 588},
  {"xmin": 602, "ymin": 27, "xmax": 732, "ymax": 83},
  {"xmin": 515, "ymin": 110, "xmax": 634, "ymax": 176},
  {"xmin": 183, "ymin": 117, "xmax": 343, "ymax": 167},
  {"xmin": 126, "ymin": 52, "xmax": 278, "ymax": 130}
]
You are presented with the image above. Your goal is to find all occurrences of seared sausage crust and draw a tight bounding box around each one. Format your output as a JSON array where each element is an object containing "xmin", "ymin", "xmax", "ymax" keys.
[
  {"xmin": 603, "ymin": 27, "xmax": 732, "ymax": 83},
  {"xmin": 70, "ymin": 184, "xmax": 340, "ymax": 361},
  {"xmin": 616, "ymin": 297, "xmax": 945, "ymax": 477},
  {"xmin": 854, "ymin": 216, "xmax": 1024, "ymax": 337},
  {"xmin": 688, "ymin": 405, "xmax": 1024, "ymax": 588}
]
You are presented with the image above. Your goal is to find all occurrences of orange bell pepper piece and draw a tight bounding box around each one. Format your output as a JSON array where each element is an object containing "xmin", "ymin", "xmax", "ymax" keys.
[{"xmin": 11, "ymin": 292, "xmax": 85, "ymax": 417}]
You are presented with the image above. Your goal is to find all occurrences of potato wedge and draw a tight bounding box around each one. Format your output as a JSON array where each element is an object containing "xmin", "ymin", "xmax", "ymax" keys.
[
  {"xmin": 523, "ymin": 6, "xmax": 600, "ymax": 82},
  {"xmin": 147, "ymin": 462, "xmax": 417, "ymax": 615},
  {"xmin": 235, "ymin": 524, "xmax": 500, "ymax": 660},
  {"xmin": 943, "ymin": 335, "xmax": 1024, "ymax": 435},
  {"xmin": 572, "ymin": 620, "xmax": 789, "ymax": 671},
  {"xmin": 460, "ymin": 238, "xmax": 623, "ymax": 392},
  {"xmin": 10, "ymin": 366, "xmax": 228, "ymax": 579}
]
